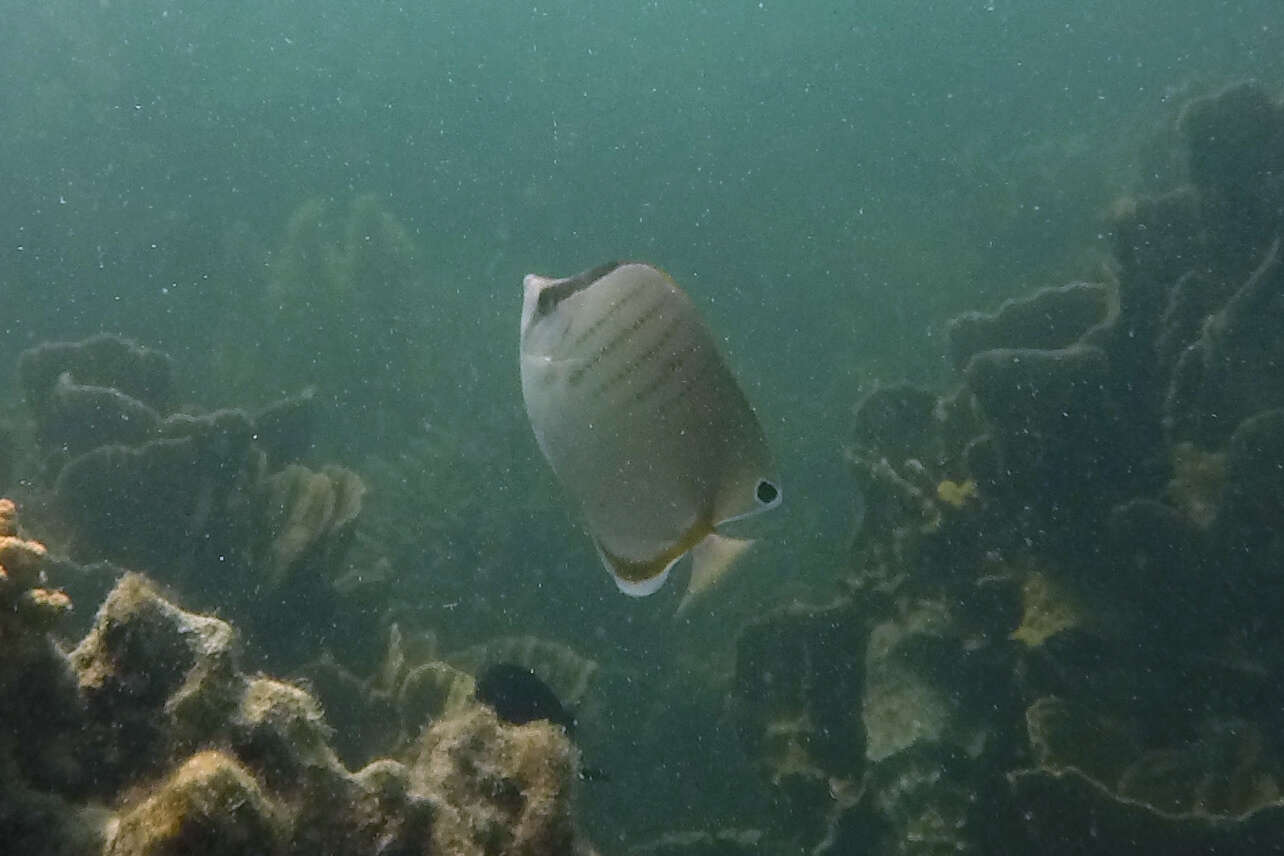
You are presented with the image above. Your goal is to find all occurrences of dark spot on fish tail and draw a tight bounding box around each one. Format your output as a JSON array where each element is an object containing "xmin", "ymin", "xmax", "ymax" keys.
[{"xmin": 756, "ymin": 480, "xmax": 779, "ymax": 504}]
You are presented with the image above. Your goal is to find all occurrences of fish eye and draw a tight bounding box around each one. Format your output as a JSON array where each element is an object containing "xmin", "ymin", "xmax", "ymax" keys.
[{"xmin": 756, "ymin": 480, "xmax": 779, "ymax": 505}]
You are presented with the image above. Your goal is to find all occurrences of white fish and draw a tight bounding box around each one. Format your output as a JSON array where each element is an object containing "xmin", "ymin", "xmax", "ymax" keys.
[{"xmin": 519, "ymin": 261, "xmax": 782, "ymax": 606}]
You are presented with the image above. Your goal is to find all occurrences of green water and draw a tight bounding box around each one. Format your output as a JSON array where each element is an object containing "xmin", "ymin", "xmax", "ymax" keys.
[{"xmin": 3, "ymin": 0, "xmax": 1282, "ymax": 847}]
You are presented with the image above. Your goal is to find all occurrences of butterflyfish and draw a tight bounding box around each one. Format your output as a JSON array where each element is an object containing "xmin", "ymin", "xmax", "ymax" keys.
[{"xmin": 519, "ymin": 261, "xmax": 782, "ymax": 608}]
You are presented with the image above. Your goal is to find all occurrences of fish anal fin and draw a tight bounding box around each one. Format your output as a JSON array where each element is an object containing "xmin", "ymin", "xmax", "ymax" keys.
[{"xmin": 677, "ymin": 532, "xmax": 754, "ymax": 615}]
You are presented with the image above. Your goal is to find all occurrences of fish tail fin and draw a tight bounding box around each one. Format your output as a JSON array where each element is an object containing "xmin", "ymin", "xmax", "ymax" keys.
[{"xmin": 677, "ymin": 533, "xmax": 754, "ymax": 615}]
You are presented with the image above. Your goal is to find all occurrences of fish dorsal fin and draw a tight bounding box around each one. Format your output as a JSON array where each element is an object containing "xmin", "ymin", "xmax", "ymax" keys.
[
  {"xmin": 593, "ymin": 538, "xmax": 684, "ymax": 597},
  {"xmin": 676, "ymin": 532, "xmax": 755, "ymax": 615}
]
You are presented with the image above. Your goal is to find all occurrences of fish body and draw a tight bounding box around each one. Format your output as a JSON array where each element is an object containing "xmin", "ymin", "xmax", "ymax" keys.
[
  {"xmin": 519, "ymin": 261, "xmax": 781, "ymax": 603},
  {"xmin": 475, "ymin": 663, "xmax": 577, "ymax": 733},
  {"xmin": 474, "ymin": 662, "xmax": 608, "ymax": 780}
]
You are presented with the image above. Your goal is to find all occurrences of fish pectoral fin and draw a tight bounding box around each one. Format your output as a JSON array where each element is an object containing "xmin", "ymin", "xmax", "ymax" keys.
[
  {"xmin": 676, "ymin": 532, "xmax": 755, "ymax": 615},
  {"xmin": 594, "ymin": 539, "xmax": 684, "ymax": 597}
]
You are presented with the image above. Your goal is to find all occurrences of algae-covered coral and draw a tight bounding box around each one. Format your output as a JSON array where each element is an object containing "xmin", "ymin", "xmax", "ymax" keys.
[
  {"xmin": 0, "ymin": 317, "xmax": 603, "ymax": 854},
  {"xmin": 0, "ymin": 500, "xmax": 593, "ymax": 856},
  {"xmin": 721, "ymin": 81, "xmax": 1284, "ymax": 855},
  {"xmin": 227, "ymin": 193, "xmax": 438, "ymax": 454}
]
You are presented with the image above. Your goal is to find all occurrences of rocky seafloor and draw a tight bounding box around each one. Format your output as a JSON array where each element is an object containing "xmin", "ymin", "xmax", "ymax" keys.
[{"xmin": 2, "ymin": 80, "xmax": 1283, "ymax": 855}]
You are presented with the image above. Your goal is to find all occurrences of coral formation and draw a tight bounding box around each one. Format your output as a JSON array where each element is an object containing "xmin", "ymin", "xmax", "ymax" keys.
[
  {"xmin": 726, "ymin": 80, "xmax": 1284, "ymax": 854},
  {"xmin": 19, "ymin": 335, "xmax": 174, "ymax": 449},
  {"xmin": 105, "ymin": 750, "xmax": 286, "ymax": 856},
  {"xmin": 14, "ymin": 334, "xmax": 386, "ymax": 675},
  {"xmin": 412, "ymin": 706, "xmax": 579, "ymax": 856},
  {"xmin": 248, "ymin": 194, "xmax": 436, "ymax": 452},
  {"xmin": 0, "ymin": 500, "xmax": 589, "ymax": 856},
  {"xmin": 298, "ymin": 628, "xmax": 603, "ymax": 775},
  {"xmin": 259, "ymin": 462, "xmax": 366, "ymax": 590}
]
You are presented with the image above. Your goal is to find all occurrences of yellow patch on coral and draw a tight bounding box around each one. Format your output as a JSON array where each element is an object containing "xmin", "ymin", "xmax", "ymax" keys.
[
  {"xmin": 936, "ymin": 478, "xmax": 978, "ymax": 508},
  {"xmin": 1011, "ymin": 572, "xmax": 1080, "ymax": 647}
]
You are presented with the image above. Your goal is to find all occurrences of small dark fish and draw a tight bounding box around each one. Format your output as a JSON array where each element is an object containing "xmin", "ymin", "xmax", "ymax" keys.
[
  {"xmin": 474, "ymin": 663, "xmax": 608, "ymax": 782},
  {"xmin": 475, "ymin": 663, "xmax": 578, "ymax": 734}
]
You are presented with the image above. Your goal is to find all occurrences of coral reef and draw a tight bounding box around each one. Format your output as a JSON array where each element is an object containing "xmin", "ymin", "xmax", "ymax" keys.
[
  {"xmin": 731, "ymin": 601, "xmax": 866, "ymax": 839},
  {"xmin": 726, "ymin": 81, "xmax": 1284, "ymax": 854},
  {"xmin": 298, "ymin": 628, "xmax": 603, "ymax": 774},
  {"xmin": 247, "ymin": 194, "xmax": 436, "ymax": 453},
  {"xmin": 15, "ymin": 334, "xmax": 384, "ymax": 673},
  {"xmin": 258, "ymin": 462, "xmax": 366, "ymax": 590},
  {"xmin": 19, "ymin": 335, "xmax": 174, "ymax": 458},
  {"xmin": 0, "ymin": 500, "xmax": 589, "ymax": 856}
]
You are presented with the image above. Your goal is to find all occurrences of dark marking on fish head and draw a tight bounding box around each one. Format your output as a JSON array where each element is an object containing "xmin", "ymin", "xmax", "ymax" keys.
[
  {"xmin": 536, "ymin": 261, "xmax": 622, "ymax": 317},
  {"xmin": 522, "ymin": 262, "xmax": 622, "ymax": 342}
]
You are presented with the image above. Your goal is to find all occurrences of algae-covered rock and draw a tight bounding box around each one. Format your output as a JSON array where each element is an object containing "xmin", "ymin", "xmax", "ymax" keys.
[
  {"xmin": 105, "ymin": 750, "xmax": 285, "ymax": 856},
  {"xmin": 70, "ymin": 573, "xmax": 242, "ymax": 787},
  {"xmin": 861, "ymin": 600, "xmax": 1001, "ymax": 766},
  {"xmin": 412, "ymin": 705, "xmax": 578, "ymax": 856},
  {"xmin": 232, "ymin": 677, "xmax": 344, "ymax": 791},
  {"xmin": 1, "ymin": 489, "xmax": 589, "ymax": 856}
]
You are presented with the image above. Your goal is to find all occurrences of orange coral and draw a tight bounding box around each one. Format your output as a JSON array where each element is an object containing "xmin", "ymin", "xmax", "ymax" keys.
[
  {"xmin": 0, "ymin": 497, "xmax": 17, "ymax": 536},
  {"xmin": 0, "ymin": 500, "xmax": 70, "ymax": 633}
]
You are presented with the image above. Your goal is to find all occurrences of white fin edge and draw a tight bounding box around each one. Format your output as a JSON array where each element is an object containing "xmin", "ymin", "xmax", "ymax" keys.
[{"xmin": 595, "ymin": 541, "xmax": 682, "ymax": 597}]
